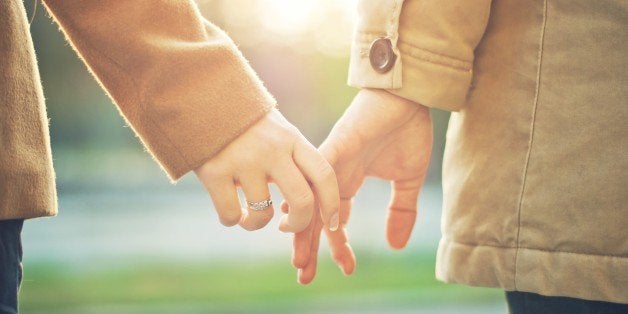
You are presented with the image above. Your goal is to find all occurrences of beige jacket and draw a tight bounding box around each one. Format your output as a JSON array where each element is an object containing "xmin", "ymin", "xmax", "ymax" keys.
[
  {"xmin": 0, "ymin": 0, "xmax": 274, "ymax": 219},
  {"xmin": 350, "ymin": 0, "xmax": 628, "ymax": 303}
]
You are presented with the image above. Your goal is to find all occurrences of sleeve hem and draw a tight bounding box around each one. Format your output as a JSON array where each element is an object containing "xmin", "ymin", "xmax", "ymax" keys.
[
  {"xmin": 160, "ymin": 102, "xmax": 276, "ymax": 182},
  {"xmin": 386, "ymin": 50, "xmax": 473, "ymax": 111},
  {"xmin": 348, "ymin": 39, "xmax": 473, "ymax": 111}
]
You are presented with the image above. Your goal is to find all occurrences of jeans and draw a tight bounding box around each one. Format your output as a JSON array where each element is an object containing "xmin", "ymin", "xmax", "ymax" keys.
[
  {"xmin": 0, "ymin": 219, "xmax": 23, "ymax": 314},
  {"xmin": 506, "ymin": 291, "xmax": 628, "ymax": 314}
]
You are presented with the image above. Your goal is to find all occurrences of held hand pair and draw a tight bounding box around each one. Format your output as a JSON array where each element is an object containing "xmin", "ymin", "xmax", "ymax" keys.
[
  {"xmin": 294, "ymin": 89, "xmax": 433, "ymax": 284},
  {"xmin": 194, "ymin": 89, "xmax": 433, "ymax": 284},
  {"xmin": 194, "ymin": 109, "xmax": 340, "ymax": 233}
]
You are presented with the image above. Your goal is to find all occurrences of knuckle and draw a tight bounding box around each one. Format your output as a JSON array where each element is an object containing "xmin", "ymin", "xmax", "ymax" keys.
[
  {"xmin": 292, "ymin": 252, "xmax": 309, "ymax": 269},
  {"xmin": 290, "ymin": 191, "xmax": 315, "ymax": 212},
  {"xmin": 288, "ymin": 213, "xmax": 313, "ymax": 232},
  {"xmin": 262, "ymin": 126, "xmax": 295, "ymax": 148},
  {"xmin": 234, "ymin": 154, "xmax": 259, "ymax": 170},
  {"xmin": 313, "ymin": 160, "xmax": 336, "ymax": 184}
]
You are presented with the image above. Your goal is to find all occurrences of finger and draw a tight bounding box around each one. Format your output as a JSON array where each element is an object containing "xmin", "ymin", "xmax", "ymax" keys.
[
  {"xmin": 325, "ymin": 198, "xmax": 356, "ymax": 275},
  {"xmin": 325, "ymin": 227, "xmax": 356, "ymax": 276},
  {"xmin": 280, "ymin": 200, "xmax": 289, "ymax": 214},
  {"xmin": 287, "ymin": 199, "xmax": 314, "ymax": 268},
  {"xmin": 271, "ymin": 162, "xmax": 315, "ymax": 233},
  {"xmin": 292, "ymin": 213, "xmax": 313, "ymax": 269},
  {"xmin": 386, "ymin": 179, "xmax": 422, "ymax": 250},
  {"xmin": 293, "ymin": 141, "xmax": 340, "ymax": 231},
  {"xmin": 202, "ymin": 176, "xmax": 242, "ymax": 227},
  {"xmin": 297, "ymin": 213, "xmax": 323, "ymax": 285},
  {"xmin": 338, "ymin": 197, "xmax": 353, "ymax": 226},
  {"xmin": 238, "ymin": 174, "xmax": 274, "ymax": 231},
  {"xmin": 297, "ymin": 196, "xmax": 356, "ymax": 284}
]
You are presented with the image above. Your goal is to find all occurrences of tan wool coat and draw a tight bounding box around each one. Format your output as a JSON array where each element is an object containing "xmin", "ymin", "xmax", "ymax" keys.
[
  {"xmin": 350, "ymin": 0, "xmax": 628, "ymax": 304},
  {"xmin": 0, "ymin": 0, "xmax": 275, "ymax": 219}
]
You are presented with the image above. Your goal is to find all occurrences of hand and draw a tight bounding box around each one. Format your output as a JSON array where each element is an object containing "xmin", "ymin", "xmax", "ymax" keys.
[
  {"xmin": 194, "ymin": 109, "xmax": 340, "ymax": 233},
  {"xmin": 293, "ymin": 89, "xmax": 433, "ymax": 284}
]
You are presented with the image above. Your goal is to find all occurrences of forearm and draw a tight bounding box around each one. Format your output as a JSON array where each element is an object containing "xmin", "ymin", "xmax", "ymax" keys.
[{"xmin": 42, "ymin": 0, "xmax": 276, "ymax": 180}]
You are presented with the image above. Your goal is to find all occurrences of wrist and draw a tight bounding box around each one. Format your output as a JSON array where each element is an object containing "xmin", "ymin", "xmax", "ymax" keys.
[{"xmin": 357, "ymin": 88, "xmax": 428, "ymax": 117}]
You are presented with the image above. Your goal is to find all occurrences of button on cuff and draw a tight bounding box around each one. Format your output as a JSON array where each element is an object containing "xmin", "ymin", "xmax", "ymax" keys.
[{"xmin": 369, "ymin": 38, "xmax": 397, "ymax": 74}]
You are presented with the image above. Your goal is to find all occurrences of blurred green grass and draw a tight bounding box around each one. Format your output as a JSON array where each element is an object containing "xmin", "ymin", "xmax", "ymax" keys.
[{"xmin": 20, "ymin": 253, "xmax": 503, "ymax": 313}]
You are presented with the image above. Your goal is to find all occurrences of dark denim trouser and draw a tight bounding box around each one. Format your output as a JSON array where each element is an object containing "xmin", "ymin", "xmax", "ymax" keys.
[
  {"xmin": 506, "ymin": 291, "xmax": 628, "ymax": 314},
  {"xmin": 0, "ymin": 219, "xmax": 23, "ymax": 314}
]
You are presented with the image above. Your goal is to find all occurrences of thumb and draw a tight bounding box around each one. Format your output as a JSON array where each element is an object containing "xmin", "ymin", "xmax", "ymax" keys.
[{"xmin": 386, "ymin": 179, "xmax": 421, "ymax": 250}]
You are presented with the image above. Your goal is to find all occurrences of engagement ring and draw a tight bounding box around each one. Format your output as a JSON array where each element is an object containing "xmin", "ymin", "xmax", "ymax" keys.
[{"xmin": 247, "ymin": 199, "xmax": 273, "ymax": 211}]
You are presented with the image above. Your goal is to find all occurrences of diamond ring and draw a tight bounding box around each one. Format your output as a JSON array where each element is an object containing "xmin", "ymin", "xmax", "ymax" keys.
[{"xmin": 247, "ymin": 199, "xmax": 273, "ymax": 211}]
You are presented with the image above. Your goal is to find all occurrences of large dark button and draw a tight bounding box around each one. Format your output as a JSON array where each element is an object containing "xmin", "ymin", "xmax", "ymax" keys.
[{"xmin": 369, "ymin": 37, "xmax": 396, "ymax": 74}]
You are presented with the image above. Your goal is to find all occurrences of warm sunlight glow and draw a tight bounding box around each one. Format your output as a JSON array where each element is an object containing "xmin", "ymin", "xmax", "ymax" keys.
[
  {"xmin": 258, "ymin": 0, "xmax": 318, "ymax": 36},
  {"xmin": 205, "ymin": 0, "xmax": 359, "ymax": 56}
]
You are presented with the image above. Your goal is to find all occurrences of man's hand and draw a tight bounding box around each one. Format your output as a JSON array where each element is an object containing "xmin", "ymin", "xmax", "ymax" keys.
[
  {"xmin": 195, "ymin": 109, "xmax": 340, "ymax": 233},
  {"xmin": 293, "ymin": 89, "xmax": 433, "ymax": 284}
]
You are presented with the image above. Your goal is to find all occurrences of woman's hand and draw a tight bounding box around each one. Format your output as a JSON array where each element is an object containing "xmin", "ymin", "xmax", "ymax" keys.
[
  {"xmin": 194, "ymin": 109, "xmax": 340, "ymax": 233},
  {"xmin": 293, "ymin": 89, "xmax": 433, "ymax": 284}
]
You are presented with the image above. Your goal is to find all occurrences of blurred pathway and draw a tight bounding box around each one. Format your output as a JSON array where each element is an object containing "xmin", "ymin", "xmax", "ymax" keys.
[{"xmin": 23, "ymin": 181, "xmax": 444, "ymax": 266}]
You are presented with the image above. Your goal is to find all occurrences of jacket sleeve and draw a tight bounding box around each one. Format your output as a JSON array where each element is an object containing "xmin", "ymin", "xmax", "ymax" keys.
[
  {"xmin": 42, "ymin": 0, "xmax": 276, "ymax": 181},
  {"xmin": 348, "ymin": 0, "xmax": 492, "ymax": 111}
]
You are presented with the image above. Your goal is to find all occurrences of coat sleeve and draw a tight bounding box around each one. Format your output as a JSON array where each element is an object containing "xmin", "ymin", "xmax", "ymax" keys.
[
  {"xmin": 42, "ymin": 0, "xmax": 276, "ymax": 181},
  {"xmin": 348, "ymin": 0, "xmax": 492, "ymax": 111}
]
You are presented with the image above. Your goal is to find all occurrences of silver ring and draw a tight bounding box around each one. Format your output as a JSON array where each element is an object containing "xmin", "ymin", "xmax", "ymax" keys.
[{"xmin": 247, "ymin": 199, "xmax": 273, "ymax": 211}]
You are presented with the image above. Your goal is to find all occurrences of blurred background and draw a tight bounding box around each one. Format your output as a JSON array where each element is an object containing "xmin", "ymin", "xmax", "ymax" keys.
[{"xmin": 20, "ymin": 0, "xmax": 505, "ymax": 313}]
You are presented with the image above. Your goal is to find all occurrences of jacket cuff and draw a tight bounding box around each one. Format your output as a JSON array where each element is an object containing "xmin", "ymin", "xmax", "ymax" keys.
[
  {"xmin": 348, "ymin": 0, "xmax": 475, "ymax": 111},
  {"xmin": 141, "ymin": 40, "xmax": 277, "ymax": 181},
  {"xmin": 140, "ymin": 25, "xmax": 277, "ymax": 182},
  {"xmin": 348, "ymin": 0, "xmax": 404, "ymax": 90},
  {"xmin": 386, "ymin": 41, "xmax": 473, "ymax": 111}
]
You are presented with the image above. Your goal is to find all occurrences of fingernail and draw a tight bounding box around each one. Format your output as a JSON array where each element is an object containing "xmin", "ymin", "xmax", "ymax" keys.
[{"xmin": 329, "ymin": 212, "xmax": 340, "ymax": 231}]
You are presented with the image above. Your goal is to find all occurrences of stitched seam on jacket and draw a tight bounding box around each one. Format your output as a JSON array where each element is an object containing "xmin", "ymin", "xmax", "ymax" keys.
[
  {"xmin": 356, "ymin": 30, "xmax": 390, "ymax": 36},
  {"xmin": 398, "ymin": 42, "xmax": 472, "ymax": 71},
  {"xmin": 389, "ymin": 0, "xmax": 399, "ymax": 87},
  {"xmin": 399, "ymin": 41, "xmax": 471, "ymax": 65},
  {"xmin": 443, "ymin": 238, "xmax": 628, "ymax": 259},
  {"xmin": 513, "ymin": 0, "xmax": 548, "ymax": 291},
  {"xmin": 389, "ymin": 1, "xmax": 399, "ymax": 35},
  {"xmin": 353, "ymin": 34, "xmax": 472, "ymax": 71}
]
